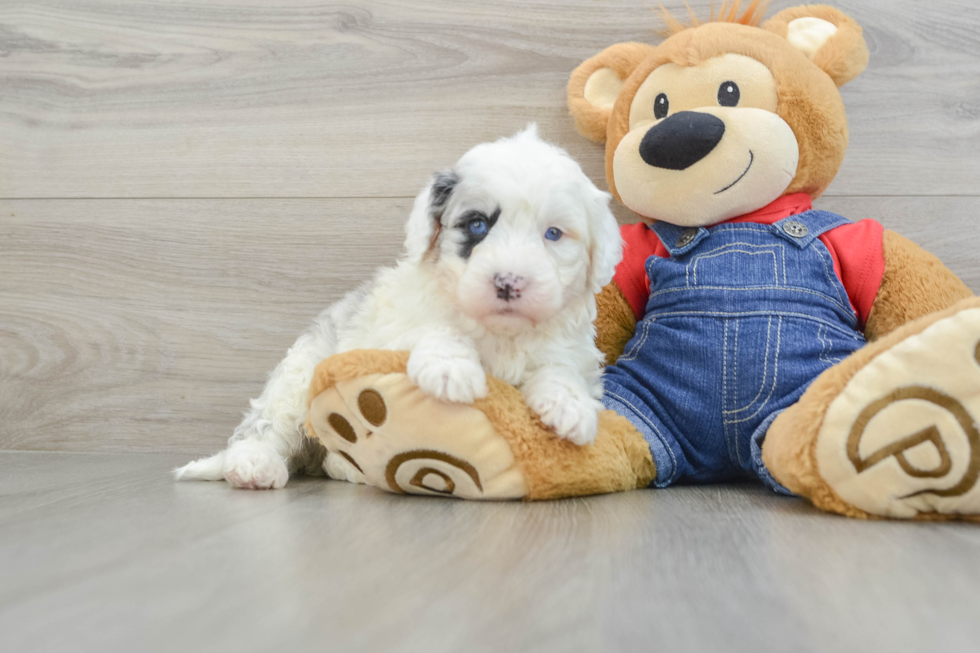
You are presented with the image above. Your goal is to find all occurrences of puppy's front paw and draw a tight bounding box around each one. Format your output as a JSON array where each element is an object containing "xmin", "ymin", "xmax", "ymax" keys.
[
  {"xmin": 525, "ymin": 378, "xmax": 600, "ymax": 446},
  {"xmin": 223, "ymin": 439, "xmax": 289, "ymax": 490},
  {"xmin": 407, "ymin": 350, "xmax": 488, "ymax": 404}
]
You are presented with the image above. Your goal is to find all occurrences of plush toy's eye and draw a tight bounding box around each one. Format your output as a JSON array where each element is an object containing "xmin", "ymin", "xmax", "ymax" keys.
[
  {"xmin": 545, "ymin": 227, "xmax": 563, "ymax": 242},
  {"xmin": 718, "ymin": 81, "xmax": 740, "ymax": 107},
  {"xmin": 467, "ymin": 218, "xmax": 488, "ymax": 237},
  {"xmin": 654, "ymin": 93, "xmax": 669, "ymax": 120}
]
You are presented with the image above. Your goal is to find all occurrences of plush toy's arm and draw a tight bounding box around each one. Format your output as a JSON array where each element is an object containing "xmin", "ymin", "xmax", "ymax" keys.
[
  {"xmin": 864, "ymin": 230, "xmax": 974, "ymax": 342},
  {"xmin": 595, "ymin": 282, "xmax": 637, "ymax": 364}
]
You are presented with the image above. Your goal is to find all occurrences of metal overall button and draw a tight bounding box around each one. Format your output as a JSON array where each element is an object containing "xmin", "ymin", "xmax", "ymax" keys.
[
  {"xmin": 783, "ymin": 220, "xmax": 809, "ymax": 238},
  {"xmin": 676, "ymin": 228, "xmax": 698, "ymax": 248}
]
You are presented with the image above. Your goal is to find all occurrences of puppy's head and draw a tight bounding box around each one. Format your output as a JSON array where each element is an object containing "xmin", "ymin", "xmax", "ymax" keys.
[{"xmin": 404, "ymin": 125, "xmax": 622, "ymax": 332}]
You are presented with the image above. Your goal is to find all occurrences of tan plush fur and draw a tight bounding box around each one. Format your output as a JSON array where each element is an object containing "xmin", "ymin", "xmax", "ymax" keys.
[
  {"xmin": 762, "ymin": 5, "xmax": 870, "ymax": 88},
  {"xmin": 865, "ymin": 230, "xmax": 975, "ymax": 342},
  {"xmin": 657, "ymin": 0, "xmax": 770, "ymax": 37},
  {"xmin": 594, "ymin": 282, "xmax": 637, "ymax": 365},
  {"xmin": 477, "ymin": 376, "xmax": 656, "ymax": 500},
  {"xmin": 567, "ymin": 42, "xmax": 656, "ymax": 143},
  {"xmin": 595, "ymin": 23, "xmax": 856, "ymax": 203},
  {"xmin": 307, "ymin": 349, "xmax": 655, "ymax": 500},
  {"xmin": 764, "ymin": 297, "xmax": 980, "ymax": 522}
]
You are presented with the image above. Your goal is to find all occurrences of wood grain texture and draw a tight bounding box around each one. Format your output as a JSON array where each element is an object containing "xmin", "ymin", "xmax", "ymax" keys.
[
  {"xmin": 2, "ymin": 196, "xmax": 979, "ymax": 454},
  {"xmin": 2, "ymin": 451, "xmax": 979, "ymax": 653},
  {"xmin": 1, "ymin": 0, "xmax": 978, "ymax": 199},
  {"xmin": 0, "ymin": 198, "xmax": 407, "ymax": 453}
]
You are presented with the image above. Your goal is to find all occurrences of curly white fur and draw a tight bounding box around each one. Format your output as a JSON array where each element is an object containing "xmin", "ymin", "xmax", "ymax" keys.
[{"xmin": 174, "ymin": 125, "xmax": 623, "ymax": 489}]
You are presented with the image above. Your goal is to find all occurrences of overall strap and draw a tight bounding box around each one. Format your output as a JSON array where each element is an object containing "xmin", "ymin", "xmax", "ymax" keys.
[
  {"xmin": 771, "ymin": 210, "xmax": 852, "ymax": 249},
  {"xmin": 651, "ymin": 222, "xmax": 710, "ymax": 257}
]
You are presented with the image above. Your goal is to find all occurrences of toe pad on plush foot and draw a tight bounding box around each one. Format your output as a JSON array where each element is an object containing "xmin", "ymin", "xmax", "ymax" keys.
[{"xmin": 308, "ymin": 371, "xmax": 527, "ymax": 500}]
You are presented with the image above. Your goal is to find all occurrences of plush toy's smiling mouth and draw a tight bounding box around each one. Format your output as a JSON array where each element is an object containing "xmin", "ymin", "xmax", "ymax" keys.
[{"xmin": 715, "ymin": 150, "xmax": 754, "ymax": 195}]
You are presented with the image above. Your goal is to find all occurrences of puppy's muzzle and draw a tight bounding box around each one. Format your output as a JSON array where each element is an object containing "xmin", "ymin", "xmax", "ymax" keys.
[
  {"xmin": 639, "ymin": 111, "xmax": 725, "ymax": 171},
  {"xmin": 493, "ymin": 273, "xmax": 526, "ymax": 302}
]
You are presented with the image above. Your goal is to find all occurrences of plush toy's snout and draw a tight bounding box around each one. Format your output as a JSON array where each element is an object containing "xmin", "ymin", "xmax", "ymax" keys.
[{"xmin": 639, "ymin": 111, "xmax": 726, "ymax": 171}]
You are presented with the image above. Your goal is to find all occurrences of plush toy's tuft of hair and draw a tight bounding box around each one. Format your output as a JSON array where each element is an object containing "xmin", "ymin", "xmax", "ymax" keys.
[{"xmin": 657, "ymin": 0, "xmax": 771, "ymax": 37}]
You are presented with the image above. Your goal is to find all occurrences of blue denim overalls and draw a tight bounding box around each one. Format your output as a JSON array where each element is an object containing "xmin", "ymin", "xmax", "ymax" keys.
[{"xmin": 602, "ymin": 210, "xmax": 867, "ymax": 492}]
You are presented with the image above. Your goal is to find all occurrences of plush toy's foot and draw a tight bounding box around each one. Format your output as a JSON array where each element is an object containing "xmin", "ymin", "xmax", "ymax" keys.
[
  {"xmin": 306, "ymin": 350, "xmax": 655, "ymax": 501},
  {"xmin": 765, "ymin": 298, "xmax": 980, "ymax": 521}
]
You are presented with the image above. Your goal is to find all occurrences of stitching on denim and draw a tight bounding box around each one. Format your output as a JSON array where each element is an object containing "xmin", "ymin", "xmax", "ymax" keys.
[
  {"xmin": 811, "ymin": 239, "xmax": 849, "ymax": 310},
  {"xmin": 817, "ymin": 324, "xmax": 829, "ymax": 365},
  {"xmin": 604, "ymin": 389, "xmax": 679, "ymax": 484},
  {"xmin": 645, "ymin": 310, "xmax": 864, "ymax": 340},
  {"xmin": 648, "ymin": 285, "xmax": 853, "ymax": 314},
  {"xmin": 721, "ymin": 319, "xmax": 737, "ymax": 465},
  {"xmin": 688, "ymin": 242, "xmax": 781, "ymax": 287},
  {"xmin": 727, "ymin": 316, "xmax": 782, "ymax": 427},
  {"xmin": 726, "ymin": 316, "xmax": 772, "ymax": 416},
  {"xmin": 817, "ymin": 324, "xmax": 845, "ymax": 367},
  {"xmin": 618, "ymin": 317, "xmax": 653, "ymax": 363},
  {"xmin": 694, "ymin": 249, "xmax": 779, "ymax": 286}
]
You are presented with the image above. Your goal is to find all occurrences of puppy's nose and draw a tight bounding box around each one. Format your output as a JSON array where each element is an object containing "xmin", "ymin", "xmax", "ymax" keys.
[
  {"xmin": 639, "ymin": 111, "xmax": 725, "ymax": 170},
  {"xmin": 493, "ymin": 273, "xmax": 526, "ymax": 302}
]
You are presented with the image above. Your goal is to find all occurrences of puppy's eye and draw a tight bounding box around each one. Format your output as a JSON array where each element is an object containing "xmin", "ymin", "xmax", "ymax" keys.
[
  {"xmin": 545, "ymin": 227, "xmax": 563, "ymax": 242},
  {"xmin": 654, "ymin": 93, "xmax": 669, "ymax": 120},
  {"xmin": 467, "ymin": 219, "xmax": 488, "ymax": 237},
  {"xmin": 718, "ymin": 81, "xmax": 740, "ymax": 107}
]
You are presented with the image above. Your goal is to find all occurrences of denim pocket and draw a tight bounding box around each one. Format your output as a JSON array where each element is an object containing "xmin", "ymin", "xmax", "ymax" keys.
[
  {"xmin": 722, "ymin": 316, "xmax": 782, "ymax": 419},
  {"xmin": 688, "ymin": 241, "xmax": 786, "ymax": 288}
]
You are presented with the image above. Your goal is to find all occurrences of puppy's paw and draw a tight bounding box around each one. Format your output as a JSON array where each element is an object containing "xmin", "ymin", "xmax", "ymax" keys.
[
  {"xmin": 223, "ymin": 439, "xmax": 289, "ymax": 490},
  {"xmin": 524, "ymin": 378, "xmax": 600, "ymax": 446},
  {"xmin": 407, "ymin": 350, "xmax": 488, "ymax": 404}
]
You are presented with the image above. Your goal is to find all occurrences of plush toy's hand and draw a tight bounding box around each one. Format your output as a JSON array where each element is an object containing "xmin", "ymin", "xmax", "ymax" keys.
[
  {"xmin": 407, "ymin": 332, "xmax": 488, "ymax": 403},
  {"xmin": 865, "ymin": 230, "xmax": 974, "ymax": 342},
  {"xmin": 595, "ymin": 282, "xmax": 637, "ymax": 365},
  {"xmin": 522, "ymin": 371, "xmax": 601, "ymax": 446}
]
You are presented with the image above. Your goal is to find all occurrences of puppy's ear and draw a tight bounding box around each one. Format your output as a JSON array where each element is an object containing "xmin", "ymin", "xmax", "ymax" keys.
[
  {"xmin": 763, "ymin": 6, "xmax": 869, "ymax": 87},
  {"xmin": 568, "ymin": 42, "xmax": 656, "ymax": 143},
  {"xmin": 404, "ymin": 171, "xmax": 458, "ymax": 264},
  {"xmin": 586, "ymin": 189, "xmax": 623, "ymax": 295}
]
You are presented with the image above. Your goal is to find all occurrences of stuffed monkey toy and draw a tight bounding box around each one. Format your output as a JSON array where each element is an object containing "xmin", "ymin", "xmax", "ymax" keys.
[{"xmin": 307, "ymin": 3, "xmax": 980, "ymax": 521}]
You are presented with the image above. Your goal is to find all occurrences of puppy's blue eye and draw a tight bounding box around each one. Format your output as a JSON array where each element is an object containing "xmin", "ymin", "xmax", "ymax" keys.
[
  {"xmin": 467, "ymin": 219, "xmax": 488, "ymax": 237},
  {"xmin": 545, "ymin": 227, "xmax": 563, "ymax": 242}
]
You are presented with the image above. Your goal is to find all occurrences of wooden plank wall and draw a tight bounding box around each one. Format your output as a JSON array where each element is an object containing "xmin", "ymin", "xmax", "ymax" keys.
[{"xmin": 2, "ymin": 0, "xmax": 979, "ymax": 454}]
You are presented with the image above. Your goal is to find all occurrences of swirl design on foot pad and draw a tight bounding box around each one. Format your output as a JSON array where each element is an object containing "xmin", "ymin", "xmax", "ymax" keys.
[
  {"xmin": 847, "ymin": 386, "xmax": 980, "ymax": 498},
  {"xmin": 385, "ymin": 450, "xmax": 483, "ymax": 496}
]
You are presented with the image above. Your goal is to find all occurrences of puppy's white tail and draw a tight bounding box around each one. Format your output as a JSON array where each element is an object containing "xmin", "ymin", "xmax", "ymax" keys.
[{"xmin": 173, "ymin": 451, "xmax": 226, "ymax": 482}]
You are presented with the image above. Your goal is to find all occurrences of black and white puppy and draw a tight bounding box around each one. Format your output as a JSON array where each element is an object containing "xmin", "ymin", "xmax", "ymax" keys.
[{"xmin": 175, "ymin": 126, "xmax": 623, "ymax": 489}]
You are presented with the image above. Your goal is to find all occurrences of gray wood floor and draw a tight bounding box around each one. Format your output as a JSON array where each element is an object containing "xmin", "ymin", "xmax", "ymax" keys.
[
  {"xmin": 2, "ymin": 451, "xmax": 980, "ymax": 653},
  {"xmin": 2, "ymin": 1, "xmax": 980, "ymax": 650}
]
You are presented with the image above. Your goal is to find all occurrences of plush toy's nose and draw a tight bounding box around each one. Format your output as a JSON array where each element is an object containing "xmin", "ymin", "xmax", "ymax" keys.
[{"xmin": 639, "ymin": 111, "xmax": 726, "ymax": 170}]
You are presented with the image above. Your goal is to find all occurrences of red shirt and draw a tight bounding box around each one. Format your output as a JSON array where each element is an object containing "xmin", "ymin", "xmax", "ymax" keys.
[{"xmin": 614, "ymin": 193, "xmax": 885, "ymax": 329}]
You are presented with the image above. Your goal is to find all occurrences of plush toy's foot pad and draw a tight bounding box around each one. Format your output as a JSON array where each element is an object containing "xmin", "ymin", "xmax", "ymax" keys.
[
  {"xmin": 815, "ymin": 304, "xmax": 980, "ymax": 519},
  {"xmin": 307, "ymin": 353, "xmax": 527, "ymax": 500}
]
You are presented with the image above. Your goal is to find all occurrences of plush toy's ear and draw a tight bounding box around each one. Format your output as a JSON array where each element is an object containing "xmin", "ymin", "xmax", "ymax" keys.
[
  {"xmin": 568, "ymin": 42, "xmax": 656, "ymax": 143},
  {"xmin": 404, "ymin": 171, "xmax": 457, "ymax": 264},
  {"xmin": 763, "ymin": 5, "xmax": 869, "ymax": 87}
]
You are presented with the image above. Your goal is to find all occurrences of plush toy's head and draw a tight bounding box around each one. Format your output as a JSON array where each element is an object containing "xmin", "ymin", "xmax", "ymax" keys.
[{"xmin": 568, "ymin": 2, "xmax": 869, "ymax": 227}]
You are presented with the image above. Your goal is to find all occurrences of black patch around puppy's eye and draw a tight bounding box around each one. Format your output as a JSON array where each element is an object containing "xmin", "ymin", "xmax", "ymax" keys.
[
  {"xmin": 457, "ymin": 207, "xmax": 500, "ymax": 259},
  {"xmin": 430, "ymin": 171, "xmax": 459, "ymax": 211}
]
